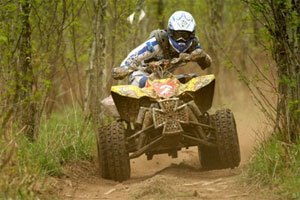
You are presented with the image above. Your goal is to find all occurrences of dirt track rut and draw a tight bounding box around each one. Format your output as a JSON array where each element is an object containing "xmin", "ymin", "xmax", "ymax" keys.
[{"xmin": 55, "ymin": 150, "xmax": 278, "ymax": 200}]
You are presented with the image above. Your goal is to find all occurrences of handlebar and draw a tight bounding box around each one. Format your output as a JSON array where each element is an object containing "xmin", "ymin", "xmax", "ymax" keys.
[{"xmin": 112, "ymin": 56, "xmax": 189, "ymax": 80}]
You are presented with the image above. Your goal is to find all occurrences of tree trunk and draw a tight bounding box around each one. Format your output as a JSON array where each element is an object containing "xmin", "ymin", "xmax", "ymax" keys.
[
  {"xmin": 270, "ymin": 0, "xmax": 300, "ymax": 142},
  {"xmin": 85, "ymin": 0, "xmax": 107, "ymax": 125},
  {"xmin": 18, "ymin": 0, "xmax": 37, "ymax": 140}
]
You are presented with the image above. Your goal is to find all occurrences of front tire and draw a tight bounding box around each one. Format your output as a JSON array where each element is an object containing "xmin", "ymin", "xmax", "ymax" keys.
[
  {"xmin": 200, "ymin": 109, "xmax": 240, "ymax": 170},
  {"xmin": 97, "ymin": 121, "xmax": 130, "ymax": 182}
]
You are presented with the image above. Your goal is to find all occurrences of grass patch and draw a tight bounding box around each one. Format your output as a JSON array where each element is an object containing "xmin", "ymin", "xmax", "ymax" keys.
[
  {"xmin": 246, "ymin": 135, "xmax": 300, "ymax": 199},
  {"xmin": 0, "ymin": 107, "xmax": 96, "ymax": 199}
]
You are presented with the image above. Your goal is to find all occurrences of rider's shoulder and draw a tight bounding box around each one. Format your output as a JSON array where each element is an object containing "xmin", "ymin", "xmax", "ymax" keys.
[
  {"xmin": 149, "ymin": 29, "xmax": 167, "ymax": 39},
  {"xmin": 149, "ymin": 29, "xmax": 168, "ymax": 46}
]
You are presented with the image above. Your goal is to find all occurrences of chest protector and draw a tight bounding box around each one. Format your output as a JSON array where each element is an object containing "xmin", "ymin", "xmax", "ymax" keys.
[{"xmin": 149, "ymin": 29, "xmax": 200, "ymax": 59}]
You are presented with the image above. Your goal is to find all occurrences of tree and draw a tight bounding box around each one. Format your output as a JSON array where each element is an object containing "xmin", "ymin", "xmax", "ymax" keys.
[
  {"xmin": 248, "ymin": 0, "xmax": 300, "ymax": 142},
  {"xmin": 85, "ymin": 0, "xmax": 107, "ymax": 125},
  {"xmin": 17, "ymin": 0, "xmax": 37, "ymax": 140}
]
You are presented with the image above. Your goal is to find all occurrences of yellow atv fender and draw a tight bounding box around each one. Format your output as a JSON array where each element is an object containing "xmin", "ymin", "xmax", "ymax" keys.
[{"xmin": 111, "ymin": 75, "xmax": 215, "ymax": 122}]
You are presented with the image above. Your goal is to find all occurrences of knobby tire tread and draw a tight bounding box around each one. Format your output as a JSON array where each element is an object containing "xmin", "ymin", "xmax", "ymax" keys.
[
  {"xmin": 200, "ymin": 109, "xmax": 240, "ymax": 170},
  {"xmin": 98, "ymin": 121, "xmax": 130, "ymax": 182}
]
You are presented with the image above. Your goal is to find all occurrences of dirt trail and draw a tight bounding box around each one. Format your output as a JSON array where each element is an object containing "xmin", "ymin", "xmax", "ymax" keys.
[
  {"xmin": 53, "ymin": 92, "xmax": 278, "ymax": 199},
  {"xmin": 56, "ymin": 154, "xmax": 276, "ymax": 200}
]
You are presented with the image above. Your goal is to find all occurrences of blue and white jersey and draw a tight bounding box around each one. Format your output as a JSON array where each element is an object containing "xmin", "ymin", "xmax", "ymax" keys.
[
  {"xmin": 119, "ymin": 32, "xmax": 208, "ymax": 88},
  {"xmin": 120, "ymin": 37, "xmax": 163, "ymax": 69}
]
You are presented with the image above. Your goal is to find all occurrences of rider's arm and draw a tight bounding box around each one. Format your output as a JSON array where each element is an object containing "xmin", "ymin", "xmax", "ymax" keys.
[
  {"xmin": 184, "ymin": 38, "xmax": 212, "ymax": 70},
  {"xmin": 120, "ymin": 37, "xmax": 163, "ymax": 69},
  {"xmin": 190, "ymin": 48, "xmax": 212, "ymax": 70}
]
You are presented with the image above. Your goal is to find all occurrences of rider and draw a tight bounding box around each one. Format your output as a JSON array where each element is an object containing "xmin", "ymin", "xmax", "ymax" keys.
[{"xmin": 116, "ymin": 11, "xmax": 212, "ymax": 88}]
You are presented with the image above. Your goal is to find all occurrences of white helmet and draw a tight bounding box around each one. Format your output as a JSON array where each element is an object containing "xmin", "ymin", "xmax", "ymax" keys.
[{"xmin": 167, "ymin": 11, "xmax": 196, "ymax": 53}]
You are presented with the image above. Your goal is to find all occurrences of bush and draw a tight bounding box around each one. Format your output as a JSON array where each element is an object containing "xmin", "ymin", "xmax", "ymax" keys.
[
  {"xmin": 0, "ymin": 107, "xmax": 96, "ymax": 199},
  {"xmin": 246, "ymin": 135, "xmax": 300, "ymax": 199}
]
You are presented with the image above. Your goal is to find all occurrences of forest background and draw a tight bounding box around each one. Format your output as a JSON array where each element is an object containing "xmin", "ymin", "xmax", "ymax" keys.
[{"xmin": 0, "ymin": 0, "xmax": 299, "ymax": 199}]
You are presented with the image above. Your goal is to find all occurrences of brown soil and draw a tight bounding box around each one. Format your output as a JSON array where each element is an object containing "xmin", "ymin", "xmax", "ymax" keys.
[
  {"xmin": 54, "ymin": 154, "xmax": 278, "ymax": 200},
  {"xmin": 53, "ymin": 85, "xmax": 279, "ymax": 200}
]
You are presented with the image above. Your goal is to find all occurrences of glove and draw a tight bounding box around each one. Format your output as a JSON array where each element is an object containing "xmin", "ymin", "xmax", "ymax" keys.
[
  {"xmin": 190, "ymin": 49, "xmax": 206, "ymax": 61},
  {"xmin": 179, "ymin": 53, "xmax": 192, "ymax": 62},
  {"xmin": 190, "ymin": 49, "xmax": 211, "ymax": 69},
  {"xmin": 112, "ymin": 67, "xmax": 130, "ymax": 80}
]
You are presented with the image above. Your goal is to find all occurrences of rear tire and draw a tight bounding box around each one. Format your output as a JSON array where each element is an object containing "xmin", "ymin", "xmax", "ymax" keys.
[
  {"xmin": 200, "ymin": 109, "xmax": 240, "ymax": 170},
  {"xmin": 97, "ymin": 121, "xmax": 130, "ymax": 182}
]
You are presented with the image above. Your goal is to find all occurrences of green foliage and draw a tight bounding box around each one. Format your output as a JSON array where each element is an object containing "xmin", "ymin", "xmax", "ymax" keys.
[
  {"xmin": 1, "ymin": 0, "xmax": 297, "ymax": 199},
  {"xmin": 246, "ymin": 136, "xmax": 300, "ymax": 199},
  {"xmin": 280, "ymin": 75, "xmax": 297, "ymax": 88},
  {"xmin": 0, "ymin": 107, "xmax": 96, "ymax": 199},
  {"xmin": 25, "ymin": 107, "xmax": 95, "ymax": 175},
  {"xmin": 0, "ymin": 34, "xmax": 7, "ymax": 44}
]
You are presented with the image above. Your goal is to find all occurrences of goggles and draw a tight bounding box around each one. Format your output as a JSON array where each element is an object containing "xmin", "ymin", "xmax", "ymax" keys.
[{"xmin": 169, "ymin": 30, "xmax": 194, "ymax": 41}]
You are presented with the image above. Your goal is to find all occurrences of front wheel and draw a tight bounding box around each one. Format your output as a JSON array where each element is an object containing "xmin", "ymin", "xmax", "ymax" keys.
[
  {"xmin": 200, "ymin": 109, "xmax": 240, "ymax": 170},
  {"xmin": 97, "ymin": 121, "xmax": 130, "ymax": 182}
]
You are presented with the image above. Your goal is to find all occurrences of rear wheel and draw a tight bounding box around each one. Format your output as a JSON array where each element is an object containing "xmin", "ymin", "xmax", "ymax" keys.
[
  {"xmin": 200, "ymin": 109, "xmax": 240, "ymax": 170},
  {"xmin": 97, "ymin": 121, "xmax": 130, "ymax": 181}
]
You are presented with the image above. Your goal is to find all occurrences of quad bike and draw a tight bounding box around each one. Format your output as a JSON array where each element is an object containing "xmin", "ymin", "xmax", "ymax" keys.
[{"xmin": 97, "ymin": 58, "xmax": 241, "ymax": 182}]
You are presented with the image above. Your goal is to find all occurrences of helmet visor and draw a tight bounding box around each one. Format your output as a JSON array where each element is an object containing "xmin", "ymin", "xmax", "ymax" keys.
[{"xmin": 170, "ymin": 30, "xmax": 194, "ymax": 41}]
